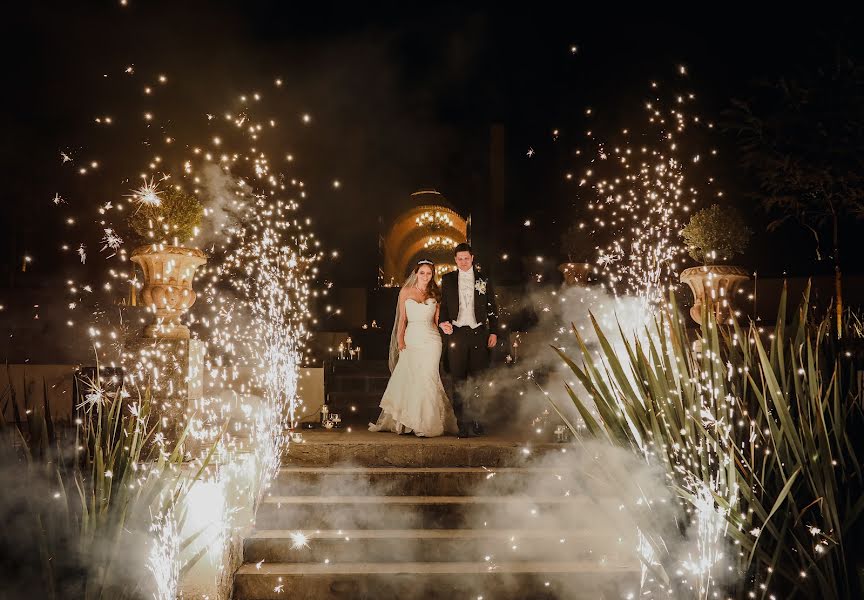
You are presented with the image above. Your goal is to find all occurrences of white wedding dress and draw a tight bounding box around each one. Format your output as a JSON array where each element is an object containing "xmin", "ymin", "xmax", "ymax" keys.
[{"xmin": 369, "ymin": 299, "xmax": 458, "ymax": 437}]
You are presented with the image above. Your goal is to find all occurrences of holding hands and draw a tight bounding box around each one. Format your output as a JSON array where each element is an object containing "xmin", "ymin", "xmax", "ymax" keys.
[{"xmin": 439, "ymin": 322, "xmax": 496, "ymax": 348}]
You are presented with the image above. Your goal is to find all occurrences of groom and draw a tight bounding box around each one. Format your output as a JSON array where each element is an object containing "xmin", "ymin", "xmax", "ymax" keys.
[{"xmin": 439, "ymin": 243, "xmax": 499, "ymax": 437}]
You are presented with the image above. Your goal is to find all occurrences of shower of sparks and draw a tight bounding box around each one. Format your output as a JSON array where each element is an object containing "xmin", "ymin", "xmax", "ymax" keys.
[
  {"xmin": 680, "ymin": 476, "xmax": 730, "ymax": 595},
  {"xmin": 576, "ymin": 78, "xmax": 719, "ymax": 312},
  {"xmin": 522, "ymin": 71, "xmax": 739, "ymax": 598},
  {"xmin": 101, "ymin": 228, "xmax": 123, "ymax": 253},
  {"xmin": 75, "ymin": 378, "xmax": 105, "ymax": 410},
  {"xmin": 53, "ymin": 64, "xmax": 323, "ymax": 599},
  {"xmin": 128, "ymin": 176, "xmax": 163, "ymax": 206},
  {"xmin": 289, "ymin": 531, "xmax": 310, "ymax": 550},
  {"xmin": 147, "ymin": 508, "xmax": 180, "ymax": 600},
  {"xmin": 525, "ymin": 282, "xmax": 741, "ymax": 597},
  {"xmin": 205, "ymin": 190, "xmax": 320, "ymax": 501}
]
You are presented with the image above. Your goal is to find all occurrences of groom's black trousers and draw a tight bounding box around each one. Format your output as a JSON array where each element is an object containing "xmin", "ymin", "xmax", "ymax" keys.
[{"xmin": 446, "ymin": 324, "xmax": 490, "ymax": 425}]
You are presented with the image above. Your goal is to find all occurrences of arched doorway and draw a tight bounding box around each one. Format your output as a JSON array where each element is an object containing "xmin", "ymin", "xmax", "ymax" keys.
[{"xmin": 381, "ymin": 190, "xmax": 468, "ymax": 285}]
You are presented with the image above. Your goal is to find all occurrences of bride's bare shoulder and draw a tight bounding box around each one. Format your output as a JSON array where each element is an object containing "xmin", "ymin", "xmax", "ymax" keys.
[{"xmin": 401, "ymin": 288, "xmax": 422, "ymax": 303}]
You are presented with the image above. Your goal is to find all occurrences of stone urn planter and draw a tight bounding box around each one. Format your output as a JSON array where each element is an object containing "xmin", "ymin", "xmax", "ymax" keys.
[
  {"xmin": 131, "ymin": 244, "xmax": 207, "ymax": 339},
  {"xmin": 558, "ymin": 262, "xmax": 592, "ymax": 286},
  {"xmin": 680, "ymin": 265, "xmax": 749, "ymax": 325}
]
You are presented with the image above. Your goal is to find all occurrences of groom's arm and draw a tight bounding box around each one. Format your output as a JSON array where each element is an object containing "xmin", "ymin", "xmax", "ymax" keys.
[
  {"xmin": 438, "ymin": 274, "xmax": 452, "ymax": 323},
  {"xmin": 438, "ymin": 274, "xmax": 453, "ymax": 334}
]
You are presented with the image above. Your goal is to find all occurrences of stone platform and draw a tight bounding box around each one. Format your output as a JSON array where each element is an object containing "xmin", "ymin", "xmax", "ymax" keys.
[{"xmin": 232, "ymin": 430, "xmax": 640, "ymax": 600}]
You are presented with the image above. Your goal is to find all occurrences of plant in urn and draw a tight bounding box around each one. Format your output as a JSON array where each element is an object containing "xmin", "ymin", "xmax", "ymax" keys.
[
  {"xmin": 679, "ymin": 204, "xmax": 752, "ymax": 325},
  {"xmin": 128, "ymin": 186, "xmax": 207, "ymax": 338}
]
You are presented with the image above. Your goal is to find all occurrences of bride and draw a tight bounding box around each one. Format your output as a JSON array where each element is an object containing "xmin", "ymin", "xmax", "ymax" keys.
[{"xmin": 369, "ymin": 259, "xmax": 458, "ymax": 437}]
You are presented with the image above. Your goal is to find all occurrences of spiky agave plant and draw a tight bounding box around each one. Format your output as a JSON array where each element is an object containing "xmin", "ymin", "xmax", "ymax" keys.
[
  {"xmin": 75, "ymin": 375, "xmax": 225, "ymax": 600},
  {"xmin": 0, "ymin": 368, "xmax": 223, "ymax": 600},
  {"xmin": 553, "ymin": 285, "xmax": 864, "ymax": 599}
]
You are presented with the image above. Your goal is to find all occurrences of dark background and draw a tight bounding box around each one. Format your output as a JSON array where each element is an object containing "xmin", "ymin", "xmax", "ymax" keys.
[{"xmin": 4, "ymin": 3, "xmax": 863, "ymax": 291}]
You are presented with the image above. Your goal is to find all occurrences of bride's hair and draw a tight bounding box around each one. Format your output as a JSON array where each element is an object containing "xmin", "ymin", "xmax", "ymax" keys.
[
  {"xmin": 404, "ymin": 260, "xmax": 441, "ymax": 303},
  {"xmin": 388, "ymin": 259, "xmax": 442, "ymax": 372}
]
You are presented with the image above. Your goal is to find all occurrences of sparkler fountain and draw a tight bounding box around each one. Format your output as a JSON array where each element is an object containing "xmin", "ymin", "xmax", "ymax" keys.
[
  {"xmin": 551, "ymin": 74, "xmax": 741, "ymax": 598},
  {"xmin": 49, "ymin": 66, "xmax": 323, "ymax": 599},
  {"xmin": 576, "ymin": 80, "xmax": 722, "ymax": 315}
]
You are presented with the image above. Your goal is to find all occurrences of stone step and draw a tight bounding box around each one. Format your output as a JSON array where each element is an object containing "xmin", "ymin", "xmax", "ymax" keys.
[
  {"xmin": 244, "ymin": 528, "xmax": 623, "ymax": 564},
  {"xmin": 255, "ymin": 495, "xmax": 593, "ymax": 530},
  {"xmin": 233, "ymin": 560, "xmax": 639, "ymax": 599},
  {"xmin": 284, "ymin": 433, "xmax": 565, "ymax": 467},
  {"xmin": 327, "ymin": 374, "xmax": 390, "ymax": 394},
  {"xmin": 329, "ymin": 359, "xmax": 390, "ymax": 374},
  {"xmin": 274, "ymin": 467, "xmax": 576, "ymax": 496},
  {"xmin": 323, "ymin": 391, "xmax": 383, "ymax": 423},
  {"xmin": 325, "ymin": 391, "xmax": 384, "ymax": 404}
]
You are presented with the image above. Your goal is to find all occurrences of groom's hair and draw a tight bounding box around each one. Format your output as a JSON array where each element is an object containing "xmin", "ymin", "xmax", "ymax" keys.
[{"xmin": 454, "ymin": 242, "xmax": 473, "ymax": 256}]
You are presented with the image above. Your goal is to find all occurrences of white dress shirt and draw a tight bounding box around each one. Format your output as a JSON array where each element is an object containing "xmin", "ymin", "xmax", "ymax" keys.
[{"xmin": 454, "ymin": 268, "xmax": 480, "ymax": 329}]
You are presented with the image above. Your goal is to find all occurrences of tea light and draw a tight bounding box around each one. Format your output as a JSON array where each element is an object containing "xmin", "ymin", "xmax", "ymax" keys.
[{"xmin": 554, "ymin": 425, "xmax": 570, "ymax": 443}]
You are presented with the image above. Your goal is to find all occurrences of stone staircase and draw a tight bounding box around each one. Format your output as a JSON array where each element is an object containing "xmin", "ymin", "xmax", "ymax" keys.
[
  {"xmin": 232, "ymin": 432, "xmax": 640, "ymax": 599},
  {"xmin": 324, "ymin": 359, "xmax": 391, "ymax": 426}
]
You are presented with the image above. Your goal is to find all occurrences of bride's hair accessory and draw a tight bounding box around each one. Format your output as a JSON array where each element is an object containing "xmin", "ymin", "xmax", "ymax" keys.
[{"xmin": 417, "ymin": 259, "xmax": 434, "ymax": 266}]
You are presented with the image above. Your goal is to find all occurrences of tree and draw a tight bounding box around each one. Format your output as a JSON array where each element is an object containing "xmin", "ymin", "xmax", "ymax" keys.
[
  {"xmin": 725, "ymin": 47, "xmax": 864, "ymax": 337},
  {"xmin": 128, "ymin": 186, "xmax": 204, "ymax": 244},
  {"xmin": 680, "ymin": 204, "xmax": 752, "ymax": 265}
]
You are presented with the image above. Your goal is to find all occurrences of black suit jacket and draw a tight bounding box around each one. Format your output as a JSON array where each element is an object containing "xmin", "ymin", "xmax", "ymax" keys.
[{"xmin": 439, "ymin": 267, "xmax": 499, "ymax": 331}]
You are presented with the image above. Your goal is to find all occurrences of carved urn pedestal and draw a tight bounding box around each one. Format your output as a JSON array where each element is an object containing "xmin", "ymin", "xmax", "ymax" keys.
[
  {"xmin": 130, "ymin": 244, "xmax": 207, "ymax": 339},
  {"xmin": 127, "ymin": 245, "xmax": 208, "ymax": 457},
  {"xmin": 680, "ymin": 265, "xmax": 750, "ymax": 325}
]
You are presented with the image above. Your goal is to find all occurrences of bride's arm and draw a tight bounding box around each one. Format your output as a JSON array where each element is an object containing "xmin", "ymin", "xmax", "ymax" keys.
[
  {"xmin": 434, "ymin": 303, "xmax": 440, "ymax": 327},
  {"xmin": 397, "ymin": 289, "xmax": 408, "ymax": 350}
]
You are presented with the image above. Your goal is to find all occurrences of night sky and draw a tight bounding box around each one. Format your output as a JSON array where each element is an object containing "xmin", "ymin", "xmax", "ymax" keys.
[{"xmin": 5, "ymin": 3, "xmax": 863, "ymax": 289}]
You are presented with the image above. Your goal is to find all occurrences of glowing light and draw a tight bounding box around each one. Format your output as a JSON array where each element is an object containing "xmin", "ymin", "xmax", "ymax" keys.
[
  {"xmin": 128, "ymin": 177, "xmax": 162, "ymax": 206},
  {"xmin": 290, "ymin": 531, "xmax": 309, "ymax": 550},
  {"xmin": 582, "ymin": 80, "xmax": 713, "ymax": 310}
]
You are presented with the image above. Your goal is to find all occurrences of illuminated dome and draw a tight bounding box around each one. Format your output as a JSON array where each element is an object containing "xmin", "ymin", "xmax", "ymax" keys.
[{"xmin": 381, "ymin": 190, "xmax": 468, "ymax": 285}]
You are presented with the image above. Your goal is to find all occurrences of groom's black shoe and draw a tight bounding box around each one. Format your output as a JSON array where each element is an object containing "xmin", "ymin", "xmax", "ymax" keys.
[
  {"xmin": 457, "ymin": 422, "xmax": 473, "ymax": 438},
  {"xmin": 472, "ymin": 421, "xmax": 485, "ymax": 436}
]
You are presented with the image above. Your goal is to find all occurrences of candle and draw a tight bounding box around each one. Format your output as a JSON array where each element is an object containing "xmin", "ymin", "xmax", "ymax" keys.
[{"xmin": 554, "ymin": 425, "xmax": 569, "ymax": 443}]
